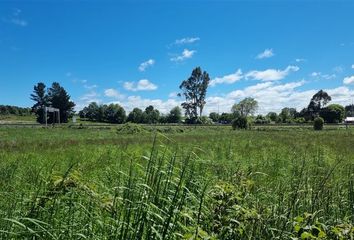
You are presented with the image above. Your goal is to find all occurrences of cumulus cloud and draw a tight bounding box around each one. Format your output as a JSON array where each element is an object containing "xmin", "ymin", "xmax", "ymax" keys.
[
  {"xmin": 123, "ymin": 79, "xmax": 158, "ymax": 91},
  {"xmin": 104, "ymin": 88, "xmax": 124, "ymax": 99},
  {"xmin": 170, "ymin": 49, "xmax": 196, "ymax": 62},
  {"xmin": 343, "ymin": 75, "xmax": 354, "ymax": 85},
  {"xmin": 76, "ymin": 80, "xmax": 354, "ymax": 116},
  {"xmin": 209, "ymin": 69, "xmax": 243, "ymax": 87},
  {"xmin": 245, "ymin": 65, "xmax": 299, "ymax": 81},
  {"xmin": 203, "ymin": 80, "xmax": 309, "ymax": 114},
  {"xmin": 175, "ymin": 37, "xmax": 200, "ymax": 45},
  {"xmin": 310, "ymin": 72, "xmax": 336, "ymax": 80},
  {"xmin": 110, "ymin": 96, "xmax": 181, "ymax": 114},
  {"xmin": 138, "ymin": 59, "xmax": 155, "ymax": 72},
  {"xmin": 256, "ymin": 49, "xmax": 274, "ymax": 59}
]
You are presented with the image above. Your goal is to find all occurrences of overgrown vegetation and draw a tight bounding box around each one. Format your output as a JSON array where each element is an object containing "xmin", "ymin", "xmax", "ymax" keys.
[{"xmin": 0, "ymin": 126, "xmax": 353, "ymax": 239}]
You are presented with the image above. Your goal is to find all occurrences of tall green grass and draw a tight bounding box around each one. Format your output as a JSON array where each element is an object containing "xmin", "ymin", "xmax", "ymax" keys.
[{"xmin": 0, "ymin": 127, "xmax": 353, "ymax": 239}]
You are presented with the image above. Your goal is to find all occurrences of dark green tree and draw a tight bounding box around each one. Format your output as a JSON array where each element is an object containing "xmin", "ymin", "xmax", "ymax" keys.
[
  {"xmin": 209, "ymin": 112, "xmax": 220, "ymax": 123},
  {"xmin": 143, "ymin": 105, "xmax": 160, "ymax": 124},
  {"xmin": 30, "ymin": 82, "xmax": 49, "ymax": 123},
  {"xmin": 104, "ymin": 104, "xmax": 126, "ymax": 123},
  {"xmin": 127, "ymin": 108, "xmax": 144, "ymax": 123},
  {"xmin": 279, "ymin": 107, "xmax": 297, "ymax": 123},
  {"xmin": 266, "ymin": 112, "xmax": 278, "ymax": 122},
  {"xmin": 167, "ymin": 106, "xmax": 182, "ymax": 123},
  {"xmin": 219, "ymin": 112, "xmax": 234, "ymax": 124},
  {"xmin": 47, "ymin": 82, "xmax": 75, "ymax": 123},
  {"xmin": 320, "ymin": 104, "xmax": 345, "ymax": 123},
  {"xmin": 307, "ymin": 90, "xmax": 331, "ymax": 119},
  {"xmin": 345, "ymin": 104, "xmax": 354, "ymax": 117},
  {"xmin": 232, "ymin": 116, "xmax": 249, "ymax": 130},
  {"xmin": 179, "ymin": 67, "xmax": 210, "ymax": 123},
  {"xmin": 85, "ymin": 102, "xmax": 100, "ymax": 121}
]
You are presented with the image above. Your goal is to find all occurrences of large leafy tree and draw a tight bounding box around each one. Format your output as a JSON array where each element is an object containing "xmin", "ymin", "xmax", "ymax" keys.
[
  {"xmin": 266, "ymin": 112, "xmax": 278, "ymax": 122},
  {"xmin": 104, "ymin": 104, "xmax": 126, "ymax": 123},
  {"xmin": 47, "ymin": 82, "xmax": 75, "ymax": 123},
  {"xmin": 320, "ymin": 104, "xmax": 345, "ymax": 123},
  {"xmin": 30, "ymin": 82, "xmax": 49, "ymax": 123},
  {"xmin": 143, "ymin": 105, "xmax": 160, "ymax": 124},
  {"xmin": 83, "ymin": 102, "xmax": 100, "ymax": 121},
  {"xmin": 167, "ymin": 106, "xmax": 182, "ymax": 123},
  {"xmin": 179, "ymin": 67, "xmax": 210, "ymax": 122},
  {"xmin": 345, "ymin": 104, "xmax": 354, "ymax": 117},
  {"xmin": 209, "ymin": 112, "xmax": 220, "ymax": 123},
  {"xmin": 279, "ymin": 107, "xmax": 297, "ymax": 123},
  {"xmin": 307, "ymin": 90, "xmax": 331, "ymax": 118},
  {"xmin": 127, "ymin": 108, "xmax": 144, "ymax": 123},
  {"xmin": 231, "ymin": 97, "xmax": 258, "ymax": 117}
]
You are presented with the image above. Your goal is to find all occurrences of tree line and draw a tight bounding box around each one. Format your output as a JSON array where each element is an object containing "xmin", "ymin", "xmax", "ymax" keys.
[
  {"xmin": 79, "ymin": 103, "xmax": 183, "ymax": 124},
  {"xmin": 0, "ymin": 105, "xmax": 32, "ymax": 116},
  {"xmin": 28, "ymin": 66, "xmax": 354, "ymax": 125}
]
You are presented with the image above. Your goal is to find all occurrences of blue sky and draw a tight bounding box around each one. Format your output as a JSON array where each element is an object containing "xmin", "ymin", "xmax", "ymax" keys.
[{"xmin": 0, "ymin": 0, "xmax": 354, "ymax": 114}]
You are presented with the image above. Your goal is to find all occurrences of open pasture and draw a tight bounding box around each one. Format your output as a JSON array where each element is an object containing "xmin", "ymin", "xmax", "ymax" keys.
[{"xmin": 0, "ymin": 126, "xmax": 353, "ymax": 239}]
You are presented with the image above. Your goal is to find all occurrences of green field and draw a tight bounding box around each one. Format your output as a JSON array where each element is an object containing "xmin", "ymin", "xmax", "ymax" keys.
[{"xmin": 0, "ymin": 125, "xmax": 353, "ymax": 239}]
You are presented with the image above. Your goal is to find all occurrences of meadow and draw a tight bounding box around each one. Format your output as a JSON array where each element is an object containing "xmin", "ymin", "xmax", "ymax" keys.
[{"xmin": 0, "ymin": 125, "xmax": 353, "ymax": 239}]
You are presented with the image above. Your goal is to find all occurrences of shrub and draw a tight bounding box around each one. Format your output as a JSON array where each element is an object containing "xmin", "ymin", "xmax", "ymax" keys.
[
  {"xmin": 294, "ymin": 117, "xmax": 305, "ymax": 124},
  {"xmin": 313, "ymin": 117, "xmax": 324, "ymax": 130},
  {"xmin": 232, "ymin": 116, "xmax": 249, "ymax": 130},
  {"xmin": 116, "ymin": 123, "xmax": 147, "ymax": 134}
]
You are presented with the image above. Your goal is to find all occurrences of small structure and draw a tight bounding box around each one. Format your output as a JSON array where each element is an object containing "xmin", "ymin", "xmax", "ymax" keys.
[
  {"xmin": 344, "ymin": 117, "xmax": 354, "ymax": 124},
  {"xmin": 45, "ymin": 107, "xmax": 60, "ymax": 127}
]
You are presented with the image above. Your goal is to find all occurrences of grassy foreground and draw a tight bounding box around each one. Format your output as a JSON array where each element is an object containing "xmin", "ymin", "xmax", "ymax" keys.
[{"xmin": 0, "ymin": 126, "xmax": 353, "ymax": 239}]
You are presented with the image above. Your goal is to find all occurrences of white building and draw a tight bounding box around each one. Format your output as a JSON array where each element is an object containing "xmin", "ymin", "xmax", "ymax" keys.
[{"xmin": 344, "ymin": 117, "xmax": 354, "ymax": 124}]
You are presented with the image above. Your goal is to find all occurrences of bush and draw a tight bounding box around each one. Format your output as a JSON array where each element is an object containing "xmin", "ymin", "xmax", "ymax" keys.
[
  {"xmin": 313, "ymin": 117, "xmax": 324, "ymax": 130},
  {"xmin": 116, "ymin": 123, "xmax": 147, "ymax": 134},
  {"xmin": 232, "ymin": 116, "xmax": 249, "ymax": 130},
  {"xmin": 294, "ymin": 117, "xmax": 305, "ymax": 124}
]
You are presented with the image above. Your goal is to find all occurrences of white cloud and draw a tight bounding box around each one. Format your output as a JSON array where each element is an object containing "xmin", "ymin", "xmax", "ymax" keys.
[
  {"xmin": 295, "ymin": 58, "xmax": 306, "ymax": 62},
  {"xmin": 209, "ymin": 69, "xmax": 243, "ymax": 87},
  {"xmin": 168, "ymin": 92, "xmax": 178, "ymax": 98},
  {"xmin": 245, "ymin": 65, "xmax": 299, "ymax": 81},
  {"xmin": 202, "ymin": 80, "xmax": 309, "ymax": 114},
  {"xmin": 343, "ymin": 75, "xmax": 354, "ymax": 85},
  {"xmin": 170, "ymin": 49, "xmax": 196, "ymax": 62},
  {"xmin": 84, "ymin": 84, "xmax": 97, "ymax": 89},
  {"xmin": 104, "ymin": 88, "xmax": 124, "ymax": 99},
  {"xmin": 138, "ymin": 59, "xmax": 155, "ymax": 72},
  {"xmin": 7, "ymin": 9, "xmax": 28, "ymax": 27},
  {"xmin": 203, "ymin": 79, "xmax": 354, "ymax": 115},
  {"xmin": 110, "ymin": 96, "xmax": 181, "ymax": 114},
  {"xmin": 310, "ymin": 72, "xmax": 336, "ymax": 80},
  {"xmin": 311, "ymin": 72, "xmax": 321, "ymax": 77},
  {"xmin": 256, "ymin": 49, "xmax": 274, "ymax": 59},
  {"xmin": 333, "ymin": 66, "xmax": 344, "ymax": 73},
  {"xmin": 351, "ymin": 64, "xmax": 354, "ymax": 69},
  {"xmin": 11, "ymin": 18, "xmax": 27, "ymax": 26},
  {"xmin": 76, "ymin": 80, "xmax": 354, "ymax": 116},
  {"xmin": 123, "ymin": 79, "xmax": 158, "ymax": 91},
  {"xmin": 175, "ymin": 37, "xmax": 200, "ymax": 45}
]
